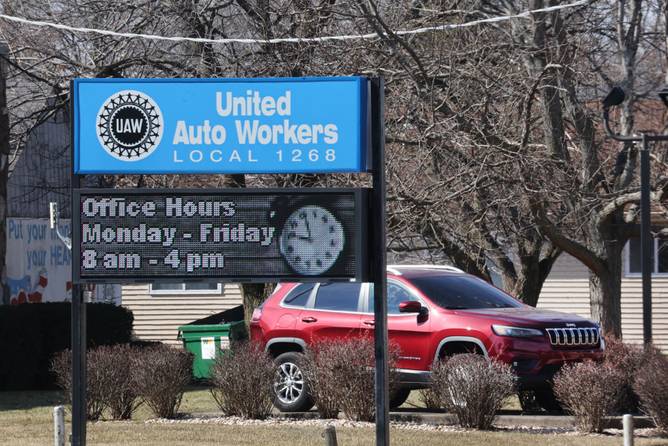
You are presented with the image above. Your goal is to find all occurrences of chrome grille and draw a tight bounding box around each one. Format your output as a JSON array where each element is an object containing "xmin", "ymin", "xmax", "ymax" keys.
[{"xmin": 546, "ymin": 327, "xmax": 599, "ymax": 347}]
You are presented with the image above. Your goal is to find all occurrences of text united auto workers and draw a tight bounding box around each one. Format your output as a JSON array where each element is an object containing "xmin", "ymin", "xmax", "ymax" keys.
[{"xmin": 171, "ymin": 90, "xmax": 339, "ymax": 164}]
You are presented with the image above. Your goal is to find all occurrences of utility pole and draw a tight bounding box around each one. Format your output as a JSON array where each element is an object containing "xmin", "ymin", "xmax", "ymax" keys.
[
  {"xmin": 0, "ymin": 42, "xmax": 10, "ymax": 305},
  {"xmin": 602, "ymin": 86, "xmax": 668, "ymax": 346}
]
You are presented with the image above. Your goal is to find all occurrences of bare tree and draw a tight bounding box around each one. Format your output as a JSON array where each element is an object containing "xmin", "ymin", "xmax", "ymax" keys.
[
  {"xmin": 2, "ymin": 0, "xmax": 667, "ymax": 334},
  {"xmin": 517, "ymin": 0, "xmax": 666, "ymax": 335},
  {"xmin": 352, "ymin": 0, "xmax": 667, "ymax": 334}
]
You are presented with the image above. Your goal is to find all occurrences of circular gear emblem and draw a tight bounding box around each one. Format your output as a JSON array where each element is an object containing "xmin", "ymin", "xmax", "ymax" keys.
[{"xmin": 96, "ymin": 90, "xmax": 163, "ymax": 161}]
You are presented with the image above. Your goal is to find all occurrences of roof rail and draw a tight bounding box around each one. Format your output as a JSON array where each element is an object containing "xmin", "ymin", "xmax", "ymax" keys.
[
  {"xmin": 387, "ymin": 264, "xmax": 465, "ymax": 275},
  {"xmin": 386, "ymin": 266, "xmax": 402, "ymax": 275}
]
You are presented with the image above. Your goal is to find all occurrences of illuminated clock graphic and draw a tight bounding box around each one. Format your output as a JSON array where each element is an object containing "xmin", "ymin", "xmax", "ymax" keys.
[{"xmin": 279, "ymin": 205, "xmax": 345, "ymax": 275}]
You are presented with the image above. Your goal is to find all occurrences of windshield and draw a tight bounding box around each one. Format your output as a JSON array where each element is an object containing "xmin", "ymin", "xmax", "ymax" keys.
[{"xmin": 410, "ymin": 275, "xmax": 522, "ymax": 310}]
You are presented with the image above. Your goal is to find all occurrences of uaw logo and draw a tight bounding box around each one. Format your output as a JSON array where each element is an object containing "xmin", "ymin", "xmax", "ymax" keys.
[{"xmin": 96, "ymin": 90, "xmax": 163, "ymax": 161}]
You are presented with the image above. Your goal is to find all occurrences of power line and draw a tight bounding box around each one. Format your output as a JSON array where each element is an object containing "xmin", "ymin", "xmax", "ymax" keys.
[{"xmin": 0, "ymin": 0, "xmax": 590, "ymax": 45}]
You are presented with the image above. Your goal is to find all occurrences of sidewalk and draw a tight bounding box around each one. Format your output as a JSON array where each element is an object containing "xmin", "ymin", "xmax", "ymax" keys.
[
  {"xmin": 189, "ymin": 408, "xmax": 655, "ymax": 430},
  {"xmin": 386, "ymin": 410, "xmax": 654, "ymax": 429}
]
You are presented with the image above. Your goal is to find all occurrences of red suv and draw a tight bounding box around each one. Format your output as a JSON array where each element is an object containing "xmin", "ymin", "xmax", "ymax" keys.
[{"xmin": 250, "ymin": 265, "xmax": 605, "ymax": 412}]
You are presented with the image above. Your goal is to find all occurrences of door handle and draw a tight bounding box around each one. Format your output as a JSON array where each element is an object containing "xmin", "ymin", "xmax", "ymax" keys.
[
  {"xmin": 301, "ymin": 316, "xmax": 318, "ymax": 323},
  {"xmin": 363, "ymin": 320, "xmax": 375, "ymax": 326}
]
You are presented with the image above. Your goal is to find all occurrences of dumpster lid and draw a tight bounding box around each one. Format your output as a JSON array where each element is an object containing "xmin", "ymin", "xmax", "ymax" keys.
[
  {"xmin": 177, "ymin": 323, "xmax": 242, "ymax": 333},
  {"xmin": 184, "ymin": 305, "xmax": 244, "ymax": 325}
]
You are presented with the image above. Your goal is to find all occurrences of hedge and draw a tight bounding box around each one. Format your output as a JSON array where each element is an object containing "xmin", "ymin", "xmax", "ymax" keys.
[{"xmin": 0, "ymin": 302, "xmax": 133, "ymax": 390}]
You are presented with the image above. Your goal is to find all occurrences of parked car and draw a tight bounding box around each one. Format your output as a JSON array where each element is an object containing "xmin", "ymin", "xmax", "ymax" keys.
[{"xmin": 250, "ymin": 265, "xmax": 605, "ymax": 412}]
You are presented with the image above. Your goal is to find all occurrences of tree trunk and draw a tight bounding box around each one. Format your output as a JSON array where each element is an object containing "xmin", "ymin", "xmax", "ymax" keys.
[
  {"xmin": 511, "ymin": 268, "xmax": 544, "ymax": 307},
  {"xmin": 589, "ymin": 253, "xmax": 623, "ymax": 337},
  {"xmin": 501, "ymin": 242, "xmax": 560, "ymax": 307},
  {"xmin": 240, "ymin": 283, "xmax": 275, "ymax": 324}
]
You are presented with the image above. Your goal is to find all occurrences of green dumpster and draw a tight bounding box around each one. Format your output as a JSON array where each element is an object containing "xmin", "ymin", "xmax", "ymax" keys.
[{"xmin": 178, "ymin": 317, "xmax": 247, "ymax": 380}]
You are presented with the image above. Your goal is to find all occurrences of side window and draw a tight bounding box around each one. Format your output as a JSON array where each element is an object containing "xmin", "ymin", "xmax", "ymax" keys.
[
  {"xmin": 368, "ymin": 282, "xmax": 419, "ymax": 314},
  {"xmin": 314, "ymin": 283, "xmax": 362, "ymax": 312},
  {"xmin": 283, "ymin": 283, "xmax": 315, "ymax": 307}
]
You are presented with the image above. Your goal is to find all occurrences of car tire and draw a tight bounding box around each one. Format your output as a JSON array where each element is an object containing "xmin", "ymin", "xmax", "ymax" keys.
[
  {"xmin": 389, "ymin": 388, "xmax": 411, "ymax": 410},
  {"xmin": 272, "ymin": 351, "xmax": 314, "ymax": 412},
  {"xmin": 534, "ymin": 387, "xmax": 563, "ymax": 413}
]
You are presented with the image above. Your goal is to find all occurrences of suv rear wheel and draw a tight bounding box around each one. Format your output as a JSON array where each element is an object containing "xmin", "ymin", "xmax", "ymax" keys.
[
  {"xmin": 389, "ymin": 388, "xmax": 411, "ymax": 409},
  {"xmin": 272, "ymin": 351, "xmax": 314, "ymax": 412}
]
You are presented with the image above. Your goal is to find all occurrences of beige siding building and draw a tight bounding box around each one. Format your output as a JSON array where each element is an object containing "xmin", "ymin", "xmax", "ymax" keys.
[
  {"xmin": 122, "ymin": 283, "xmax": 243, "ymax": 346},
  {"xmin": 538, "ymin": 252, "xmax": 668, "ymax": 353}
]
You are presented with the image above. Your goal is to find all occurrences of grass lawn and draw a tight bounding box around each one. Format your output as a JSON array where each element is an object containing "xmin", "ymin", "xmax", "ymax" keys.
[{"xmin": 1, "ymin": 389, "xmax": 667, "ymax": 446}]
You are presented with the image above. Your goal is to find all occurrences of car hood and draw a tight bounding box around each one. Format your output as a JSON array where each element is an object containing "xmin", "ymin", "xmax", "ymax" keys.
[{"xmin": 449, "ymin": 307, "xmax": 596, "ymax": 327}]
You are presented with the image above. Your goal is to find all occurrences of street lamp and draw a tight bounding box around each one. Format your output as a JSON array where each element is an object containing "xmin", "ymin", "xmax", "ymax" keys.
[{"xmin": 601, "ymin": 86, "xmax": 668, "ymax": 346}]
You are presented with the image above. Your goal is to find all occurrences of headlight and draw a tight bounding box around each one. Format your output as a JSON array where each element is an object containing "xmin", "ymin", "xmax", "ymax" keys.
[{"xmin": 492, "ymin": 325, "xmax": 543, "ymax": 338}]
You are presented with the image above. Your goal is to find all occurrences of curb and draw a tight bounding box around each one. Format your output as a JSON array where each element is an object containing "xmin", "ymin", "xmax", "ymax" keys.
[{"xmin": 273, "ymin": 410, "xmax": 655, "ymax": 429}]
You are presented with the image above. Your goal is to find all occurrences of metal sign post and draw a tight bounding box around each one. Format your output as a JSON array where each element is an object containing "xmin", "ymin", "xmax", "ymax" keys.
[
  {"xmin": 70, "ymin": 149, "xmax": 87, "ymax": 446},
  {"xmin": 71, "ymin": 282, "xmax": 86, "ymax": 446},
  {"xmin": 370, "ymin": 77, "xmax": 389, "ymax": 445}
]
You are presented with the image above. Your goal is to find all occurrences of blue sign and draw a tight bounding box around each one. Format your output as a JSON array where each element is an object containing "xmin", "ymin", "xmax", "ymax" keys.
[{"xmin": 72, "ymin": 77, "xmax": 368, "ymax": 174}]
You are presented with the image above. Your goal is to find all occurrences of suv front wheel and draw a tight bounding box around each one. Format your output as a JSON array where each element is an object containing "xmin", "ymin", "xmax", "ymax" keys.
[{"xmin": 272, "ymin": 351, "xmax": 314, "ymax": 412}]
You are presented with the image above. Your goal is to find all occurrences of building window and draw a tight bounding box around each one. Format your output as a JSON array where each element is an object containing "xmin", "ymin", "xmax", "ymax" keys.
[
  {"xmin": 150, "ymin": 282, "xmax": 222, "ymax": 295},
  {"xmin": 626, "ymin": 237, "xmax": 668, "ymax": 275}
]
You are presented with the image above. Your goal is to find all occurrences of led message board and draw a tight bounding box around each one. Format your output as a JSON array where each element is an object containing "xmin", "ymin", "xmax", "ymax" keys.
[
  {"xmin": 73, "ymin": 189, "xmax": 368, "ymax": 283},
  {"xmin": 72, "ymin": 77, "xmax": 369, "ymax": 174}
]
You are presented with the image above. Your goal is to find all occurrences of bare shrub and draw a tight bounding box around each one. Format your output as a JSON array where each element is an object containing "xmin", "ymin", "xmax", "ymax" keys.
[
  {"xmin": 132, "ymin": 345, "xmax": 192, "ymax": 419},
  {"xmin": 633, "ymin": 347, "xmax": 668, "ymax": 434},
  {"xmin": 553, "ymin": 361, "xmax": 624, "ymax": 433},
  {"xmin": 86, "ymin": 347, "xmax": 117, "ymax": 421},
  {"xmin": 431, "ymin": 354, "xmax": 515, "ymax": 430},
  {"xmin": 51, "ymin": 349, "xmax": 108, "ymax": 420},
  {"xmin": 94, "ymin": 345, "xmax": 143, "ymax": 420},
  {"xmin": 51, "ymin": 345, "xmax": 144, "ymax": 420},
  {"xmin": 209, "ymin": 342, "xmax": 274, "ymax": 419},
  {"xmin": 302, "ymin": 337, "xmax": 398, "ymax": 422},
  {"xmin": 51, "ymin": 350, "xmax": 71, "ymax": 400},
  {"xmin": 302, "ymin": 342, "xmax": 341, "ymax": 418},
  {"xmin": 417, "ymin": 387, "xmax": 442, "ymax": 411},
  {"xmin": 602, "ymin": 334, "xmax": 646, "ymax": 413}
]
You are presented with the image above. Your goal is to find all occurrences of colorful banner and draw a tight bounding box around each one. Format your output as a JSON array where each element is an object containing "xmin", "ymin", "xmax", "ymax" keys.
[{"xmin": 6, "ymin": 218, "xmax": 120, "ymax": 304}]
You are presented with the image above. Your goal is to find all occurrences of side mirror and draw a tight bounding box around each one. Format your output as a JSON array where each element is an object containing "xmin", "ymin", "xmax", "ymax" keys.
[{"xmin": 399, "ymin": 301, "xmax": 422, "ymax": 313}]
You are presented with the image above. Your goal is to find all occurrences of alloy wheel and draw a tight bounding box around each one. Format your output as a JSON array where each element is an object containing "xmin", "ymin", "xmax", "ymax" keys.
[{"xmin": 274, "ymin": 361, "xmax": 305, "ymax": 405}]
